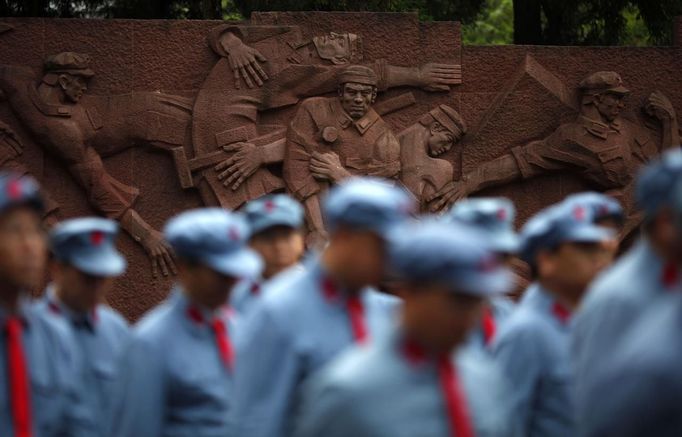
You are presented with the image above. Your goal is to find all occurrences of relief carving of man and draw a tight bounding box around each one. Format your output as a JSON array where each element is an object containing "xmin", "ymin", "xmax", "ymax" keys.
[
  {"xmin": 192, "ymin": 24, "xmax": 460, "ymax": 210},
  {"xmin": 429, "ymin": 71, "xmax": 679, "ymax": 239},
  {"xmin": 0, "ymin": 52, "xmax": 176, "ymax": 276},
  {"xmin": 284, "ymin": 64, "xmax": 406, "ymax": 246},
  {"xmin": 398, "ymin": 104, "xmax": 467, "ymax": 212}
]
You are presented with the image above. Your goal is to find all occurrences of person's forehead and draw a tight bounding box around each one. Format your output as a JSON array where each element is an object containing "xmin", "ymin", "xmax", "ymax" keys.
[{"xmin": 343, "ymin": 82, "xmax": 374, "ymax": 91}]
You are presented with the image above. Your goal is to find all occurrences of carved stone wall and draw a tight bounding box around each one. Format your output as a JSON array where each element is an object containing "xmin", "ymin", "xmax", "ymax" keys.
[{"xmin": 0, "ymin": 12, "xmax": 680, "ymax": 320}]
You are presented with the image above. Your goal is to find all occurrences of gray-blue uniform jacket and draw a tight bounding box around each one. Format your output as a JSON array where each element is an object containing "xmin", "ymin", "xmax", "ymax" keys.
[
  {"xmin": 109, "ymin": 288, "xmax": 238, "ymax": 437},
  {"xmin": 576, "ymin": 293, "xmax": 682, "ymax": 437},
  {"xmin": 35, "ymin": 286, "xmax": 130, "ymax": 434},
  {"xmin": 1, "ymin": 298, "xmax": 94, "ymax": 436},
  {"xmin": 465, "ymin": 296, "xmax": 514, "ymax": 354},
  {"xmin": 493, "ymin": 284, "xmax": 574, "ymax": 437},
  {"xmin": 294, "ymin": 326, "xmax": 513, "ymax": 437},
  {"xmin": 571, "ymin": 239, "xmax": 678, "ymax": 433},
  {"xmin": 229, "ymin": 257, "xmax": 399, "ymax": 437}
]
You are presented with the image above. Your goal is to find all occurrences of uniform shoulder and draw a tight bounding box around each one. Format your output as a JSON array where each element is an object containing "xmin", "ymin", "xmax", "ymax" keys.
[
  {"xmin": 581, "ymin": 243, "xmax": 650, "ymax": 311},
  {"xmin": 132, "ymin": 298, "xmax": 176, "ymax": 342},
  {"xmin": 97, "ymin": 305, "xmax": 130, "ymax": 333},
  {"xmin": 299, "ymin": 96, "xmax": 333, "ymax": 110}
]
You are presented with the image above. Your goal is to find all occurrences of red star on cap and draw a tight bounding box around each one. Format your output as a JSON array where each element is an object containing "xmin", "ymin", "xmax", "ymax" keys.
[
  {"xmin": 264, "ymin": 200, "xmax": 276, "ymax": 212},
  {"xmin": 228, "ymin": 227, "xmax": 240, "ymax": 241},
  {"xmin": 91, "ymin": 230, "xmax": 105, "ymax": 246},
  {"xmin": 574, "ymin": 206, "xmax": 586, "ymax": 221},
  {"xmin": 497, "ymin": 208, "xmax": 507, "ymax": 221},
  {"xmin": 6, "ymin": 179, "xmax": 22, "ymax": 200}
]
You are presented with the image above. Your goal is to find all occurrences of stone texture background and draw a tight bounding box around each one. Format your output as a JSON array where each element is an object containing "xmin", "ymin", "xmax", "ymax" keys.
[{"xmin": 0, "ymin": 12, "xmax": 680, "ymax": 320}]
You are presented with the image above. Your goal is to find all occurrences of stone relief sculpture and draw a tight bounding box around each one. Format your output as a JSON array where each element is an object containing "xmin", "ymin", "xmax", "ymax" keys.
[
  {"xmin": 284, "ymin": 64, "xmax": 403, "ymax": 245},
  {"xmin": 0, "ymin": 120, "xmax": 59, "ymax": 222},
  {"xmin": 428, "ymin": 71, "xmax": 679, "ymax": 240},
  {"xmin": 398, "ymin": 104, "xmax": 466, "ymax": 212},
  {"xmin": 0, "ymin": 52, "xmax": 183, "ymax": 277},
  {"xmin": 187, "ymin": 24, "xmax": 462, "ymax": 211}
]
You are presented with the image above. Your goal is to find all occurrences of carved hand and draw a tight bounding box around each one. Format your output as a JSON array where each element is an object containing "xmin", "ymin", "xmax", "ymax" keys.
[
  {"xmin": 417, "ymin": 63, "xmax": 462, "ymax": 92},
  {"xmin": 142, "ymin": 229, "xmax": 177, "ymax": 278},
  {"xmin": 645, "ymin": 90, "xmax": 676, "ymax": 122},
  {"xmin": 310, "ymin": 152, "xmax": 351, "ymax": 182},
  {"xmin": 426, "ymin": 180, "xmax": 467, "ymax": 212},
  {"xmin": 305, "ymin": 228, "xmax": 329, "ymax": 251},
  {"xmin": 215, "ymin": 142, "xmax": 263, "ymax": 190},
  {"xmin": 220, "ymin": 33, "xmax": 269, "ymax": 89}
]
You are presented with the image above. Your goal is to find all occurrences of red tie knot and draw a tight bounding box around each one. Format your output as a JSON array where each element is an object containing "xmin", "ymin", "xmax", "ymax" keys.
[
  {"xmin": 552, "ymin": 302, "xmax": 572, "ymax": 324},
  {"xmin": 186, "ymin": 306, "xmax": 205, "ymax": 324}
]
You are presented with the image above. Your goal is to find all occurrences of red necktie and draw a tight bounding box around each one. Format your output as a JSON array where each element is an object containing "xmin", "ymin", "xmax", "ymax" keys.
[
  {"xmin": 6, "ymin": 317, "xmax": 32, "ymax": 437},
  {"xmin": 438, "ymin": 356, "xmax": 474, "ymax": 437},
  {"xmin": 212, "ymin": 318, "xmax": 234, "ymax": 371},
  {"xmin": 481, "ymin": 306, "xmax": 496, "ymax": 346},
  {"xmin": 662, "ymin": 262, "xmax": 679, "ymax": 289},
  {"xmin": 346, "ymin": 295, "xmax": 368, "ymax": 344}
]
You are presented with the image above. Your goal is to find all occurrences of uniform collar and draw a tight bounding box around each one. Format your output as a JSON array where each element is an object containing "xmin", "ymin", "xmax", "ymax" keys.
[
  {"xmin": 0, "ymin": 295, "xmax": 32, "ymax": 330},
  {"xmin": 172, "ymin": 287, "xmax": 233, "ymax": 336},
  {"xmin": 579, "ymin": 115, "xmax": 621, "ymax": 140},
  {"xmin": 522, "ymin": 283, "xmax": 573, "ymax": 327},
  {"xmin": 45, "ymin": 285, "xmax": 98, "ymax": 333},
  {"xmin": 641, "ymin": 238, "xmax": 682, "ymax": 291},
  {"xmin": 309, "ymin": 257, "xmax": 358, "ymax": 307},
  {"xmin": 392, "ymin": 327, "xmax": 450, "ymax": 369},
  {"xmin": 334, "ymin": 99, "xmax": 380, "ymax": 135},
  {"xmin": 28, "ymin": 83, "xmax": 72, "ymax": 118}
]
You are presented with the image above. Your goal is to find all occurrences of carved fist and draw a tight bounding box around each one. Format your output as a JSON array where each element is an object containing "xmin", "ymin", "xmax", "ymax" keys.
[
  {"xmin": 306, "ymin": 228, "xmax": 329, "ymax": 251},
  {"xmin": 418, "ymin": 63, "xmax": 462, "ymax": 92},
  {"xmin": 141, "ymin": 229, "xmax": 177, "ymax": 278},
  {"xmin": 645, "ymin": 90, "xmax": 676, "ymax": 122},
  {"xmin": 426, "ymin": 180, "xmax": 467, "ymax": 212},
  {"xmin": 310, "ymin": 151, "xmax": 351, "ymax": 183},
  {"xmin": 220, "ymin": 32, "xmax": 269, "ymax": 89},
  {"xmin": 215, "ymin": 142, "xmax": 263, "ymax": 191}
]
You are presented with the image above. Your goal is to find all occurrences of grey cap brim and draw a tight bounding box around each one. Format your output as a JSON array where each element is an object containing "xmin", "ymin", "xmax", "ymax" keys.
[
  {"xmin": 251, "ymin": 213, "xmax": 302, "ymax": 236},
  {"xmin": 490, "ymin": 230, "xmax": 521, "ymax": 254},
  {"xmin": 455, "ymin": 267, "xmax": 514, "ymax": 297},
  {"xmin": 68, "ymin": 247, "xmax": 127, "ymax": 277},
  {"xmin": 203, "ymin": 247, "xmax": 263, "ymax": 279},
  {"xmin": 561, "ymin": 224, "xmax": 615, "ymax": 244}
]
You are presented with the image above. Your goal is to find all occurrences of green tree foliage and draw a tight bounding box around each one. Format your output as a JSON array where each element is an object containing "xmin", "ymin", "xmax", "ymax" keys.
[{"xmin": 0, "ymin": 0, "xmax": 680, "ymax": 45}]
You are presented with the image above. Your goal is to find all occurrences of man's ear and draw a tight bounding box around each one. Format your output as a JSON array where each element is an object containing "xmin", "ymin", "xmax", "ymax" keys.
[
  {"xmin": 536, "ymin": 249, "xmax": 555, "ymax": 279},
  {"xmin": 371, "ymin": 88, "xmax": 377, "ymax": 103},
  {"xmin": 57, "ymin": 74, "xmax": 70, "ymax": 90}
]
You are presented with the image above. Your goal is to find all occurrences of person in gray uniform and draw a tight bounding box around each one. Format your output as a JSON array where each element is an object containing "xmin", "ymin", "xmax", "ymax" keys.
[{"xmin": 294, "ymin": 219, "xmax": 514, "ymax": 437}]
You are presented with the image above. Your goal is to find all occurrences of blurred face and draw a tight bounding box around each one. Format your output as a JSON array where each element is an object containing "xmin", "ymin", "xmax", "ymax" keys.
[
  {"xmin": 328, "ymin": 228, "xmax": 386, "ymax": 290},
  {"xmin": 0, "ymin": 207, "xmax": 47, "ymax": 294},
  {"xmin": 648, "ymin": 208, "xmax": 682, "ymax": 261},
  {"xmin": 427, "ymin": 123, "xmax": 460, "ymax": 156},
  {"xmin": 250, "ymin": 226, "xmax": 304, "ymax": 279},
  {"xmin": 596, "ymin": 92, "xmax": 625, "ymax": 122},
  {"xmin": 313, "ymin": 32, "xmax": 352, "ymax": 63},
  {"xmin": 537, "ymin": 241, "xmax": 612, "ymax": 303},
  {"xmin": 401, "ymin": 283, "xmax": 485, "ymax": 354},
  {"xmin": 58, "ymin": 74, "xmax": 88, "ymax": 103},
  {"xmin": 339, "ymin": 83, "xmax": 376, "ymax": 119},
  {"xmin": 178, "ymin": 262, "xmax": 237, "ymax": 310},
  {"xmin": 52, "ymin": 263, "xmax": 114, "ymax": 313}
]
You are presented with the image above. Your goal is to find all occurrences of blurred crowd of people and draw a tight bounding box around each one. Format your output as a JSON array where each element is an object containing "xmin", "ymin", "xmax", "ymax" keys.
[{"xmin": 2, "ymin": 148, "xmax": 682, "ymax": 437}]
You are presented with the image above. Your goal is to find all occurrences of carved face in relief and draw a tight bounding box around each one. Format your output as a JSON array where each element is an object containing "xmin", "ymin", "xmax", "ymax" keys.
[
  {"xmin": 339, "ymin": 82, "xmax": 376, "ymax": 119},
  {"xmin": 427, "ymin": 122, "xmax": 460, "ymax": 156},
  {"xmin": 313, "ymin": 32, "xmax": 355, "ymax": 65},
  {"xmin": 595, "ymin": 92, "xmax": 626, "ymax": 122},
  {"xmin": 58, "ymin": 74, "xmax": 88, "ymax": 103}
]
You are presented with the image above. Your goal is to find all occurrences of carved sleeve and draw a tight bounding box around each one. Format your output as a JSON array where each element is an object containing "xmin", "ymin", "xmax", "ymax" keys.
[{"xmin": 284, "ymin": 102, "xmax": 322, "ymax": 201}]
